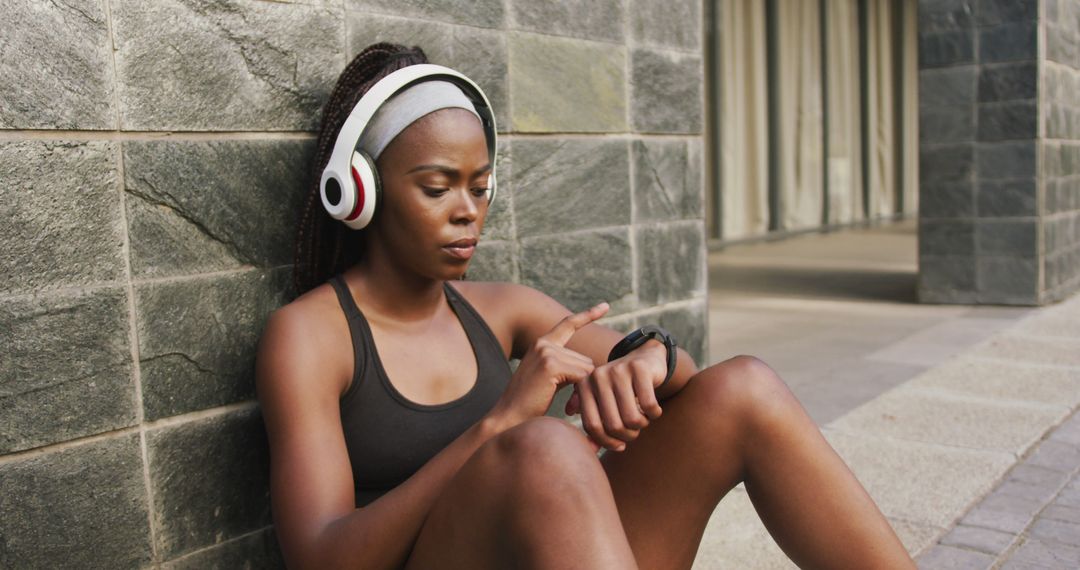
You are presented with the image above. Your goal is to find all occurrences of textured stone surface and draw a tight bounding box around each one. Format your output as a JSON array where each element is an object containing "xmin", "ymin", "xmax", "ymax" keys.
[
  {"xmin": 919, "ymin": 29, "xmax": 976, "ymax": 68},
  {"xmin": 0, "ymin": 141, "xmax": 124, "ymax": 295},
  {"xmin": 979, "ymin": 21, "xmax": 1037, "ymax": 63},
  {"xmin": 920, "ymin": 143, "xmax": 974, "ymax": 184},
  {"xmin": 919, "ymin": 255, "xmax": 977, "ymax": 302},
  {"xmin": 512, "ymin": 139, "xmax": 630, "ymax": 237},
  {"xmin": 939, "ymin": 524, "xmax": 1016, "ymax": 555},
  {"xmin": 467, "ymin": 240, "xmax": 516, "ymax": 282},
  {"xmin": 978, "ymin": 62, "xmax": 1037, "ymax": 102},
  {"xmin": 481, "ymin": 140, "xmax": 514, "ymax": 242},
  {"xmin": 509, "ymin": 0, "xmax": 623, "ymax": 42},
  {"xmin": 916, "ymin": 544, "xmax": 995, "ymax": 568},
  {"xmin": 136, "ymin": 268, "xmax": 292, "ymax": 420},
  {"xmin": 509, "ymin": 33, "xmax": 626, "ymax": 132},
  {"xmin": 920, "ymin": 220, "xmax": 975, "ymax": 256},
  {"xmin": 655, "ymin": 300, "xmax": 708, "ymax": 368},
  {"xmin": 977, "ymin": 101, "xmax": 1037, "ymax": 141},
  {"xmin": 629, "ymin": 0, "xmax": 701, "ymax": 51},
  {"xmin": 633, "ymin": 139, "xmax": 703, "ymax": 222},
  {"xmin": 630, "ymin": 48, "xmax": 703, "ymax": 134},
  {"xmin": 977, "ymin": 256, "xmax": 1038, "ymax": 303},
  {"xmin": 977, "ymin": 141, "xmax": 1036, "ymax": 179},
  {"xmin": 971, "ymin": 334, "xmax": 1080, "ymax": 367},
  {"xmin": 920, "ymin": 66, "xmax": 976, "ymax": 108},
  {"xmin": 976, "ymin": 179, "xmax": 1037, "ymax": 217},
  {"xmin": 636, "ymin": 222, "xmax": 706, "ymax": 306},
  {"xmin": 0, "ymin": 288, "xmax": 135, "ymax": 454},
  {"xmin": 1, "ymin": 0, "xmax": 116, "ymax": 129},
  {"xmin": 0, "ymin": 435, "xmax": 151, "ymax": 569},
  {"xmin": 147, "ymin": 408, "xmax": 271, "ymax": 559},
  {"xmin": 976, "ymin": 219, "xmax": 1037, "ymax": 256},
  {"xmin": 346, "ymin": 0, "xmax": 505, "ymax": 28},
  {"xmin": 347, "ymin": 14, "xmax": 509, "ymax": 130},
  {"xmin": 907, "ymin": 357, "xmax": 1080, "ymax": 408},
  {"xmin": 123, "ymin": 139, "xmax": 313, "ymax": 277},
  {"xmin": 920, "ymin": 181, "xmax": 975, "ymax": 218},
  {"xmin": 162, "ymin": 527, "xmax": 283, "ymax": 569},
  {"xmin": 520, "ymin": 229, "xmax": 634, "ymax": 315},
  {"xmin": 112, "ymin": 0, "xmax": 343, "ymax": 130}
]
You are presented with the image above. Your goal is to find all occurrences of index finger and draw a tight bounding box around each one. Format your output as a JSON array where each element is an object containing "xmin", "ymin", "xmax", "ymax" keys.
[{"xmin": 541, "ymin": 302, "xmax": 610, "ymax": 347}]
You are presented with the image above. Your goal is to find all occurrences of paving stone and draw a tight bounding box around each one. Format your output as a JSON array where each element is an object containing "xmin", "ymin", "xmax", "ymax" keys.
[
  {"xmin": 1048, "ymin": 412, "xmax": 1080, "ymax": 445},
  {"xmin": 636, "ymin": 222, "xmax": 706, "ymax": 306},
  {"xmin": 161, "ymin": 526, "xmax": 283, "ymax": 570},
  {"xmin": 889, "ymin": 518, "xmax": 946, "ymax": 558},
  {"xmin": 971, "ymin": 335, "xmax": 1080, "ymax": 368},
  {"xmin": 509, "ymin": 33, "xmax": 626, "ymax": 132},
  {"xmin": 1024, "ymin": 439, "xmax": 1080, "ymax": 474},
  {"xmin": 994, "ymin": 479, "xmax": 1064, "ymax": 504},
  {"xmin": 0, "ymin": 287, "xmax": 136, "ymax": 454},
  {"xmin": 0, "ymin": 434, "xmax": 151, "ymax": 569},
  {"xmin": 830, "ymin": 387, "xmax": 1063, "ymax": 454},
  {"xmin": 1, "ymin": 0, "xmax": 116, "ymax": 129},
  {"xmin": 822, "ymin": 430, "xmax": 1014, "ymax": 528},
  {"xmin": 1027, "ymin": 517, "xmax": 1080, "ymax": 547},
  {"xmin": 1015, "ymin": 311, "xmax": 1080, "ymax": 339},
  {"xmin": 147, "ymin": 407, "xmax": 271, "ymax": 559},
  {"xmin": 124, "ymin": 140, "xmax": 313, "ymax": 278},
  {"xmin": 345, "ymin": 0, "xmax": 504, "ymax": 28},
  {"xmin": 961, "ymin": 491, "xmax": 1043, "ymax": 534},
  {"xmin": 509, "ymin": 0, "xmax": 623, "ymax": 42},
  {"xmin": 906, "ymin": 358, "xmax": 1080, "ymax": 408},
  {"xmin": 347, "ymin": 14, "xmax": 510, "ymax": 131},
  {"xmin": 1041, "ymin": 504, "xmax": 1080, "ymax": 524},
  {"xmin": 630, "ymin": 48, "xmax": 703, "ymax": 134},
  {"xmin": 512, "ymin": 139, "xmax": 630, "ymax": 238},
  {"xmin": 939, "ymin": 524, "xmax": 1015, "ymax": 555},
  {"xmin": 1001, "ymin": 537, "xmax": 1080, "ymax": 568},
  {"xmin": 695, "ymin": 489, "xmax": 793, "ymax": 570},
  {"xmin": 466, "ymin": 240, "xmax": 516, "ymax": 283},
  {"xmin": 520, "ymin": 228, "xmax": 634, "ymax": 316},
  {"xmin": 1006, "ymin": 463, "xmax": 1072, "ymax": 489},
  {"xmin": 629, "ymin": 0, "xmax": 701, "ymax": 51},
  {"xmin": 113, "ymin": 0, "xmax": 344, "ymax": 131},
  {"xmin": 633, "ymin": 139, "xmax": 703, "ymax": 223},
  {"xmin": 136, "ymin": 268, "xmax": 292, "ymax": 420},
  {"xmin": 915, "ymin": 544, "xmax": 994, "ymax": 569},
  {"xmin": 0, "ymin": 141, "xmax": 124, "ymax": 295}
]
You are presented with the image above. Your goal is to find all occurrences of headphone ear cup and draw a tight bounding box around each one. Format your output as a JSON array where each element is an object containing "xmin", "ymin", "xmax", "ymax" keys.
[
  {"xmin": 486, "ymin": 172, "xmax": 496, "ymax": 204},
  {"xmin": 343, "ymin": 151, "xmax": 380, "ymax": 230}
]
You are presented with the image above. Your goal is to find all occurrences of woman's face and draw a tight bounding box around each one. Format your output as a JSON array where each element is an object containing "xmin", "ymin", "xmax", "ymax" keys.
[{"xmin": 370, "ymin": 108, "xmax": 491, "ymax": 281}]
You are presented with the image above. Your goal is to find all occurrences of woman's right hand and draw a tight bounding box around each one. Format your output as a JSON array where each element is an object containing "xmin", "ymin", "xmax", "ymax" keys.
[{"xmin": 486, "ymin": 302, "xmax": 610, "ymax": 431}]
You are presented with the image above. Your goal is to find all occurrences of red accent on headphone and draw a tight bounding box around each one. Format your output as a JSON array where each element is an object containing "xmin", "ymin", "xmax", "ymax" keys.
[{"xmin": 346, "ymin": 166, "xmax": 366, "ymax": 221}]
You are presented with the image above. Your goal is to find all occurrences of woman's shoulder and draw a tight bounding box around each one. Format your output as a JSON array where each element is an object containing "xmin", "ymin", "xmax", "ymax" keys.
[{"xmin": 448, "ymin": 280, "xmax": 573, "ymax": 349}]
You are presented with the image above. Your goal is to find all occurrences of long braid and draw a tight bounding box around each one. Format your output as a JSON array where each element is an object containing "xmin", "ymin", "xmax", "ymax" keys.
[{"xmin": 293, "ymin": 43, "xmax": 429, "ymax": 296}]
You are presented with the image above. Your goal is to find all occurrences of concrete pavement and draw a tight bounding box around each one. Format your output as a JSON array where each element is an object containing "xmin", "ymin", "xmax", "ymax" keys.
[{"xmin": 693, "ymin": 220, "xmax": 1080, "ymax": 569}]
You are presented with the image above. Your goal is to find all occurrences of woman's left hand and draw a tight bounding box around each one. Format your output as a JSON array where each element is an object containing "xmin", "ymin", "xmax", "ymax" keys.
[{"xmin": 564, "ymin": 341, "xmax": 667, "ymax": 452}]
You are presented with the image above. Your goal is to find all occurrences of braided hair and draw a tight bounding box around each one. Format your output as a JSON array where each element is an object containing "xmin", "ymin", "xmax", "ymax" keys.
[{"xmin": 293, "ymin": 43, "xmax": 429, "ymax": 296}]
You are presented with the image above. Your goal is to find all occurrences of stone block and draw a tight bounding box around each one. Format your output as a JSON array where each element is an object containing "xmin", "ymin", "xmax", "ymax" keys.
[
  {"xmin": 466, "ymin": 240, "xmax": 516, "ymax": 282},
  {"xmin": 977, "ymin": 101, "xmax": 1037, "ymax": 141},
  {"xmin": 977, "ymin": 256, "xmax": 1038, "ymax": 303},
  {"xmin": 636, "ymin": 222, "xmax": 706, "ymax": 305},
  {"xmin": 0, "ymin": 141, "xmax": 124, "ymax": 296},
  {"xmin": 629, "ymin": 0, "xmax": 702, "ymax": 51},
  {"xmin": 920, "ymin": 143, "xmax": 974, "ymax": 184},
  {"xmin": 512, "ymin": 139, "xmax": 630, "ymax": 237},
  {"xmin": 1025, "ymin": 439, "xmax": 1080, "ymax": 473},
  {"xmin": 918, "ymin": 29, "xmax": 976, "ymax": 68},
  {"xmin": 481, "ymin": 140, "xmax": 514, "ymax": 242},
  {"xmin": 509, "ymin": 0, "xmax": 623, "ymax": 42},
  {"xmin": 939, "ymin": 524, "xmax": 1016, "ymax": 555},
  {"xmin": 509, "ymin": 33, "xmax": 626, "ymax": 132},
  {"xmin": 976, "ymin": 141, "xmax": 1035, "ymax": 180},
  {"xmin": 123, "ymin": 140, "xmax": 313, "ymax": 278},
  {"xmin": 0, "ymin": 434, "xmax": 151, "ymax": 569},
  {"xmin": 976, "ymin": 219, "xmax": 1037, "ymax": 256},
  {"xmin": 655, "ymin": 301, "xmax": 708, "ymax": 368},
  {"xmin": 920, "ymin": 181, "xmax": 974, "ymax": 218},
  {"xmin": 976, "ymin": 179, "xmax": 1037, "ymax": 217},
  {"xmin": 633, "ymin": 139, "xmax": 703, "ymax": 222},
  {"xmin": 919, "ymin": 0, "xmax": 976, "ymax": 32},
  {"xmin": 345, "ymin": 0, "xmax": 504, "ymax": 28},
  {"xmin": 520, "ymin": 228, "xmax": 634, "ymax": 315},
  {"xmin": 1, "ymin": 0, "xmax": 115, "ymax": 129},
  {"xmin": 1003, "ymin": 537, "xmax": 1080, "ymax": 567},
  {"xmin": 975, "ymin": 0, "xmax": 1038, "ymax": 25},
  {"xmin": 978, "ymin": 21, "xmax": 1037, "ymax": 63},
  {"xmin": 630, "ymin": 48, "xmax": 703, "ymax": 134},
  {"xmin": 962, "ymin": 491, "xmax": 1044, "ymax": 533},
  {"xmin": 919, "ymin": 255, "xmax": 977, "ymax": 300},
  {"xmin": 136, "ymin": 268, "xmax": 292, "ymax": 421},
  {"xmin": 162, "ymin": 526, "xmax": 283, "ymax": 569},
  {"xmin": 908, "ymin": 356, "xmax": 1080, "ymax": 408},
  {"xmin": 112, "ymin": 0, "xmax": 344, "ymax": 131},
  {"xmin": 0, "ymin": 288, "xmax": 136, "ymax": 454},
  {"xmin": 347, "ymin": 14, "xmax": 510, "ymax": 131},
  {"xmin": 920, "ymin": 106, "xmax": 975, "ymax": 143},
  {"xmin": 147, "ymin": 407, "xmax": 271, "ymax": 559},
  {"xmin": 915, "ymin": 545, "xmax": 995, "ymax": 569},
  {"xmin": 919, "ymin": 220, "xmax": 975, "ymax": 256},
  {"xmin": 978, "ymin": 62, "xmax": 1037, "ymax": 102},
  {"xmin": 972, "ymin": 334, "xmax": 1080, "ymax": 367},
  {"xmin": 920, "ymin": 66, "xmax": 976, "ymax": 107}
]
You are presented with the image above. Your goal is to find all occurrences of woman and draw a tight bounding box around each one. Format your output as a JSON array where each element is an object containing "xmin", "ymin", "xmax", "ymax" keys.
[{"xmin": 255, "ymin": 43, "xmax": 915, "ymax": 569}]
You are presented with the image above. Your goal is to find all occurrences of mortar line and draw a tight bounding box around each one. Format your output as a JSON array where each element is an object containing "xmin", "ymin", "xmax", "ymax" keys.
[{"xmin": 0, "ymin": 130, "xmax": 317, "ymax": 142}]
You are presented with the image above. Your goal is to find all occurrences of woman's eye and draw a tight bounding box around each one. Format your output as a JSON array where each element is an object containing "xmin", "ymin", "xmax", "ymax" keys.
[
  {"xmin": 422, "ymin": 186, "xmax": 449, "ymax": 196},
  {"xmin": 471, "ymin": 187, "xmax": 489, "ymax": 197}
]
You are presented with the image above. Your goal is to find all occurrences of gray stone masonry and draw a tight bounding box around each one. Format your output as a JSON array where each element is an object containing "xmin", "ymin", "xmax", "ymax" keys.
[
  {"xmin": 919, "ymin": 0, "xmax": 1080, "ymax": 305},
  {"xmin": 0, "ymin": 0, "xmax": 705, "ymax": 567}
]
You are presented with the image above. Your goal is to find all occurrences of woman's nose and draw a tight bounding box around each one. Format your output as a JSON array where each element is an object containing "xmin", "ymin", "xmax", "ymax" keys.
[{"xmin": 451, "ymin": 188, "xmax": 480, "ymax": 223}]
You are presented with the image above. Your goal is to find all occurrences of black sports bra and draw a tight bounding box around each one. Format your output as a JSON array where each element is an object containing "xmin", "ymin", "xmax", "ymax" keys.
[{"xmin": 327, "ymin": 275, "xmax": 512, "ymax": 507}]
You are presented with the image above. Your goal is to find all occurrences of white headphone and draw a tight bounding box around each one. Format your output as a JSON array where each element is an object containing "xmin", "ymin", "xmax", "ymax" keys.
[{"xmin": 319, "ymin": 64, "xmax": 498, "ymax": 230}]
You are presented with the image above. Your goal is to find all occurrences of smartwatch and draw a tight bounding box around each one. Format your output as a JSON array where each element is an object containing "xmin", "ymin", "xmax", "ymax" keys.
[{"xmin": 606, "ymin": 325, "xmax": 678, "ymax": 390}]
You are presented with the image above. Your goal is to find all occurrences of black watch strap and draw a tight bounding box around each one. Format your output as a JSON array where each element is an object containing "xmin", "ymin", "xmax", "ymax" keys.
[{"xmin": 606, "ymin": 325, "xmax": 678, "ymax": 390}]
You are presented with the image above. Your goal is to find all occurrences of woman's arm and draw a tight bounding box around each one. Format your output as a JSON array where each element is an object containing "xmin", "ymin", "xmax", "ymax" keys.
[{"xmin": 256, "ymin": 306, "xmax": 513, "ymax": 570}]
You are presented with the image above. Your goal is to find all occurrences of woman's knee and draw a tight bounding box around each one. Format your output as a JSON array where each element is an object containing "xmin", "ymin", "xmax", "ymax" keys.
[
  {"xmin": 482, "ymin": 416, "xmax": 607, "ymax": 497},
  {"xmin": 687, "ymin": 355, "xmax": 799, "ymax": 432}
]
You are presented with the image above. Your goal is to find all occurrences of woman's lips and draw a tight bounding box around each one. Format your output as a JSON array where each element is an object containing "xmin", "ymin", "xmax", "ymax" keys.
[{"xmin": 442, "ymin": 244, "xmax": 476, "ymax": 260}]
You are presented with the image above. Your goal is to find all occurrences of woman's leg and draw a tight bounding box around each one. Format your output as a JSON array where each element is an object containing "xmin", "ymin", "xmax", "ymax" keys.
[
  {"xmin": 600, "ymin": 355, "xmax": 914, "ymax": 569},
  {"xmin": 405, "ymin": 416, "xmax": 637, "ymax": 570}
]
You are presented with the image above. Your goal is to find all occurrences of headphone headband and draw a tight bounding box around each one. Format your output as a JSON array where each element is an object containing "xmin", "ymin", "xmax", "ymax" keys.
[{"xmin": 320, "ymin": 64, "xmax": 498, "ymax": 230}]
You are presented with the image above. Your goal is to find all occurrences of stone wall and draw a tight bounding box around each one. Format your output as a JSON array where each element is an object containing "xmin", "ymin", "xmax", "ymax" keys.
[
  {"xmin": 0, "ymin": 0, "xmax": 706, "ymax": 567},
  {"xmin": 917, "ymin": 0, "xmax": 1080, "ymax": 304}
]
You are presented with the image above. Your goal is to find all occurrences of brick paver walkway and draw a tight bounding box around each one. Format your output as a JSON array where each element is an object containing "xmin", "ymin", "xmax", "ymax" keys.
[{"xmin": 917, "ymin": 410, "xmax": 1080, "ymax": 569}]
